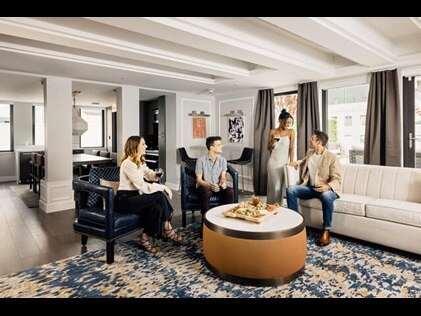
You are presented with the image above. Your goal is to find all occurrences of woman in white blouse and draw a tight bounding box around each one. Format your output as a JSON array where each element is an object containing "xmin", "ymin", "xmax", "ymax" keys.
[{"xmin": 116, "ymin": 136, "xmax": 183, "ymax": 254}]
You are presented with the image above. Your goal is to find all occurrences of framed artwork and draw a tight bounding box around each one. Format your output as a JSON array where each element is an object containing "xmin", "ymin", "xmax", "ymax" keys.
[
  {"xmin": 192, "ymin": 117, "xmax": 206, "ymax": 139},
  {"xmin": 228, "ymin": 116, "xmax": 244, "ymax": 143}
]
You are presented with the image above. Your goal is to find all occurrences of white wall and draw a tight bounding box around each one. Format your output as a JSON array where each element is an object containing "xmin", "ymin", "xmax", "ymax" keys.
[
  {"xmin": 13, "ymin": 102, "xmax": 33, "ymax": 146},
  {"xmin": 166, "ymin": 92, "xmax": 216, "ymax": 190},
  {"xmin": 178, "ymin": 93, "xmax": 215, "ymax": 158},
  {"xmin": 216, "ymin": 90, "xmax": 258, "ymax": 192}
]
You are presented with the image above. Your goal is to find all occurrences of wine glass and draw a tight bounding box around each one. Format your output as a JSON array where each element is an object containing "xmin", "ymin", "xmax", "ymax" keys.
[{"xmin": 155, "ymin": 168, "xmax": 164, "ymax": 178}]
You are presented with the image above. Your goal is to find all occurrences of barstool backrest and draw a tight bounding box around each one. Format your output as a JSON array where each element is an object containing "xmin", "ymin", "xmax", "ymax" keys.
[{"xmin": 239, "ymin": 147, "xmax": 253, "ymax": 163}]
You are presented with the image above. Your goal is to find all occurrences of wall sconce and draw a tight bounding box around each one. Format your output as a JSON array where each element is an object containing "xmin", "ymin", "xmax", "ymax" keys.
[
  {"xmin": 224, "ymin": 109, "xmax": 245, "ymax": 116},
  {"xmin": 188, "ymin": 110, "xmax": 210, "ymax": 117}
]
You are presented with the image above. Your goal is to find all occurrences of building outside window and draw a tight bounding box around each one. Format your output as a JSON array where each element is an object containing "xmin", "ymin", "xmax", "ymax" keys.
[
  {"xmin": 325, "ymin": 84, "xmax": 369, "ymax": 164},
  {"xmin": 344, "ymin": 115, "xmax": 352, "ymax": 127},
  {"xmin": 0, "ymin": 103, "xmax": 12, "ymax": 151},
  {"xmin": 81, "ymin": 108, "xmax": 104, "ymax": 148}
]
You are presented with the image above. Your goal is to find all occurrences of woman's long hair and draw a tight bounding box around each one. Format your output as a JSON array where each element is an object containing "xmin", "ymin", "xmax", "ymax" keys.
[{"xmin": 120, "ymin": 135, "xmax": 145, "ymax": 168}]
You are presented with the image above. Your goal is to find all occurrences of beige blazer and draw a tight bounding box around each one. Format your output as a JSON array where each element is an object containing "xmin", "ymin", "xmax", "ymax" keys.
[{"xmin": 300, "ymin": 148, "xmax": 342, "ymax": 194}]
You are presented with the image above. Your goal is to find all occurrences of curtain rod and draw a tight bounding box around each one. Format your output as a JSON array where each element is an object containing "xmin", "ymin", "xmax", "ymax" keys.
[{"xmin": 371, "ymin": 67, "xmax": 397, "ymax": 73}]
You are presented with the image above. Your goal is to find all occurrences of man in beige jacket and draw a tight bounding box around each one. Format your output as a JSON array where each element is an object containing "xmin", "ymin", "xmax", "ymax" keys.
[{"xmin": 287, "ymin": 130, "xmax": 341, "ymax": 246}]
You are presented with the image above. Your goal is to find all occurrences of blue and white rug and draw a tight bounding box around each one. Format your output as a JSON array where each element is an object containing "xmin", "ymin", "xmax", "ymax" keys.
[{"xmin": 0, "ymin": 224, "xmax": 420, "ymax": 298}]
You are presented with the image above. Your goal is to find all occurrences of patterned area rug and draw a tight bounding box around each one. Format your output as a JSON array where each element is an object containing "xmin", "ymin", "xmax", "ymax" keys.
[
  {"xmin": 10, "ymin": 185, "xmax": 39, "ymax": 208},
  {"xmin": 0, "ymin": 224, "xmax": 420, "ymax": 298}
]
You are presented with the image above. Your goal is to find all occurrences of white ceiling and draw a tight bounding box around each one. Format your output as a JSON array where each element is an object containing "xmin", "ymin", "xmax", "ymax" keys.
[{"xmin": 0, "ymin": 17, "xmax": 420, "ymax": 105}]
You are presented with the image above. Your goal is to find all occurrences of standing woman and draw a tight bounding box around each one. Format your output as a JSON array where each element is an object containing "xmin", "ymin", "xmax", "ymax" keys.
[
  {"xmin": 266, "ymin": 109, "xmax": 295, "ymax": 204},
  {"xmin": 116, "ymin": 136, "xmax": 183, "ymax": 254}
]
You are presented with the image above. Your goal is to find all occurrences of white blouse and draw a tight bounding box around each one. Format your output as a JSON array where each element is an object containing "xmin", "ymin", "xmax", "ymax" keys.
[{"xmin": 118, "ymin": 159, "xmax": 165, "ymax": 194}]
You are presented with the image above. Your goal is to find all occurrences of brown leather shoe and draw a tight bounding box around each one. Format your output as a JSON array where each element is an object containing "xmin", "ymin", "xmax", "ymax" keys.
[{"xmin": 317, "ymin": 229, "xmax": 330, "ymax": 246}]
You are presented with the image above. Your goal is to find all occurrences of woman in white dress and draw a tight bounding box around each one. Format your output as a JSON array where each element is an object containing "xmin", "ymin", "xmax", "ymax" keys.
[{"xmin": 267, "ymin": 109, "xmax": 295, "ymax": 204}]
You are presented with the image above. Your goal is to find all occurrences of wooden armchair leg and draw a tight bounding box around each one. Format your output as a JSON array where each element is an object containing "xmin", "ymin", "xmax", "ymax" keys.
[
  {"xmin": 81, "ymin": 235, "xmax": 88, "ymax": 246},
  {"xmin": 106, "ymin": 241, "xmax": 115, "ymax": 264}
]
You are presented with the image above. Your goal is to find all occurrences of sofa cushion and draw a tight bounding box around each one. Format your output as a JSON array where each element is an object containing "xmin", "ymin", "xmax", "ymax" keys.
[
  {"xmin": 299, "ymin": 194, "xmax": 374, "ymax": 216},
  {"xmin": 366, "ymin": 199, "xmax": 421, "ymax": 228},
  {"xmin": 341, "ymin": 164, "xmax": 421, "ymax": 203},
  {"xmin": 334, "ymin": 194, "xmax": 376, "ymax": 216}
]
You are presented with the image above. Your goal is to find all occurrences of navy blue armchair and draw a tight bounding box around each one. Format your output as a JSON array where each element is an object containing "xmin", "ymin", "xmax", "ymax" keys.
[
  {"xmin": 72, "ymin": 166, "xmax": 142, "ymax": 264},
  {"xmin": 180, "ymin": 160, "xmax": 239, "ymax": 227}
]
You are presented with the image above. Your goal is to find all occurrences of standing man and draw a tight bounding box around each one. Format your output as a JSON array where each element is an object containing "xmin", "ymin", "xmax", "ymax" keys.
[
  {"xmin": 286, "ymin": 130, "xmax": 341, "ymax": 246},
  {"xmin": 196, "ymin": 136, "xmax": 234, "ymax": 229}
]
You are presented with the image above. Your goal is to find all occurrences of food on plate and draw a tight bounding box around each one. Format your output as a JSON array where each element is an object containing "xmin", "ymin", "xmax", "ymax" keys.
[{"xmin": 223, "ymin": 198, "xmax": 280, "ymax": 220}]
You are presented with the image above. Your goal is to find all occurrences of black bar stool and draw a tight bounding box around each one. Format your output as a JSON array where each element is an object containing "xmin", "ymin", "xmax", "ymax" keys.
[{"xmin": 227, "ymin": 147, "xmax": 254, "ymax": 192}]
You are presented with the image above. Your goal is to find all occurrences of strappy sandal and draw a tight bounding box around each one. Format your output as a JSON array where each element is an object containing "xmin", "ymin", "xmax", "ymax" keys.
[
  {"xmin": 162, "ymin": 223, "xmax": 184, "ymax": 245},
  {"xmin": 139, "ymin": 235, "xmax": 158, "ymax": 254}
]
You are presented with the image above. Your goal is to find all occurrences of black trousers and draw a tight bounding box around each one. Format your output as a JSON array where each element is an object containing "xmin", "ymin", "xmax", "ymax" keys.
[
  {"xmin": 197, "ymin": 186, "xmax": 234, "ymax": 216},
  {"xmin": 116, "ymin": 190, "xmax": 174, "ymax": 236}
]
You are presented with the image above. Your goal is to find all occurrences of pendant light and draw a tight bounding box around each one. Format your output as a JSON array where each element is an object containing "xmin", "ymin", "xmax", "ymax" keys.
[{"xmin": 72, "ymin": 91, "xmax": 88, "ymax": 136}]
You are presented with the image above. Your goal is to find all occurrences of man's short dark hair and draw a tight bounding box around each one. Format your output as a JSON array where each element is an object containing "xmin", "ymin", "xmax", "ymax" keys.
[
  {"xmin": 313, "ymin": 129, "xmax": 329, "ymax": 146},
  {"xmin": 206, "ymin": 136, "xmax": 222, "ymax": 150}
]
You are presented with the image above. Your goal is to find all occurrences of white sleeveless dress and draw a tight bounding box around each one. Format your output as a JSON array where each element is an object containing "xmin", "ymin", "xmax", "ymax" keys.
[{"xmin": 267, "ymin": 135, "xmax": 290, "ymax": 204}]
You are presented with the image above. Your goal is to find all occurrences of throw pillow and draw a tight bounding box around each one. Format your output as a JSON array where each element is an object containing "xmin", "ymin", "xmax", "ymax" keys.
[
  {"xmin": 100, "ymin": 179, "xmax": 119, "ymax": 210},
  {"xmin": 87, "ymin": 166, "xmax": 120, "ymax": 207}
]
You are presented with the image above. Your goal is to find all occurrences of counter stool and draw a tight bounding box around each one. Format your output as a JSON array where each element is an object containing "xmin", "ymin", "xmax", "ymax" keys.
[{"xmin": 227, "ymin": 147, "xmax": 253, "ymax": 192}]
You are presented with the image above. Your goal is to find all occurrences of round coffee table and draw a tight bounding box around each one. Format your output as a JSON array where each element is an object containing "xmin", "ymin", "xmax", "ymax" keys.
[{"xmin": 203, "ymin": 203, "xmax": 306, "ymax": 286}]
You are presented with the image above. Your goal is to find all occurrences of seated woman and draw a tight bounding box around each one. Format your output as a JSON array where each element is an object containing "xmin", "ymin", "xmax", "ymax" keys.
[{"xmin": 116, "ymin": 135, "xmax": 183, "ymax": 254}]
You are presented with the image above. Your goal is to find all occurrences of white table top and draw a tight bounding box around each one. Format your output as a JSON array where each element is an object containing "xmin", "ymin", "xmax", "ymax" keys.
[{"xmin": 205, "ymin": 203, "xmax": 304, "ymax": 240}]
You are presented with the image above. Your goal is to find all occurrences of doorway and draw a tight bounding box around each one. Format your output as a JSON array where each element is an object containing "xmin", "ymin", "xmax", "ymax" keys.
[{"xmin": 139, "ymin": 96, "xmax": 166, "ymax": 181}]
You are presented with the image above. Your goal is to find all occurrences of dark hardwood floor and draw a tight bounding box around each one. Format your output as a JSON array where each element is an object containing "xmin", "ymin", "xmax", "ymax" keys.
[{"xmin": 0, "ymin": 182, "xmax": 255, "ymax": 277}]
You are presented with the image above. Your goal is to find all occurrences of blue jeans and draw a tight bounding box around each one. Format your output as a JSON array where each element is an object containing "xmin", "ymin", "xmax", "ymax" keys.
[{"xmin": 286, "ymin": 185, "xmax": 338, "ymax": 230}]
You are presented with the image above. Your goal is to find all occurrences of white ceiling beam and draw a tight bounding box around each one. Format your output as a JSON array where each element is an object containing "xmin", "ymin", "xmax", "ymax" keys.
[
  {"xmin": 87, "ymin": 17, "xmax": 336, "ymax": 76},
  {"xmin": 0, "ymin": 17, "xmax": 248, "ymax": 80},
  {"xmin": 0, "ymin": 40, "xmax": 215, "ymax": 84},
  {"xmin": 259, "ymin": 17, "xmax": 397, "ymax": 67},
  {"xmin": 409, "ymin": 17, "xmax": 421, "ymax": 30}
]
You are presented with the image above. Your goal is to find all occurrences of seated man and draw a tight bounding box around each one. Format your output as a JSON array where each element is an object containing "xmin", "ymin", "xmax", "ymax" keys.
[
  {"xmin": 286, "ymin": 129, "xmax": 342, "ymax": 246},
  {"xmin": 196, "ymin": 136, "xmax": 234, "ymax": 230}
]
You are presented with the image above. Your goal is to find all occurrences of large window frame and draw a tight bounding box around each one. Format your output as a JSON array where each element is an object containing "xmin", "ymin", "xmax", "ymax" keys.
[
  {"xmin": 0, "ymin": 103, "xmax": 13, "ymax": 152},
  {"xmin": 321, "ymin": 82, "xmax": 369, "ymax": 164},
  {"xmin": 80, "ymin": 107, "xmax": 105, "ymax": 148}
]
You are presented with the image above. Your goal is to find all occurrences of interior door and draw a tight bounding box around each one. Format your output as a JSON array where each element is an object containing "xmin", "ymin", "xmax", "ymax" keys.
[{"xmin": 403, "ymin": 75, "xmax": 421, "ymax": 168}]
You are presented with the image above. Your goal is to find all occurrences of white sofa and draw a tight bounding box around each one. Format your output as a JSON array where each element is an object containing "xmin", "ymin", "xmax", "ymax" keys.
[{"xmin": 284, "ymin": 163, "xmax": 421, "ymax": 255}]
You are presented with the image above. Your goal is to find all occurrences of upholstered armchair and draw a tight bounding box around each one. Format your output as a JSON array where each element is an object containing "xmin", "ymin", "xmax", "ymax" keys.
[
  {"xmin": 72, "ymin": 166, "xmax": 142, "ymax": 264},
  {"xmin": 180, "ymin": 160, "xmax": 239, "ymax": 227}
]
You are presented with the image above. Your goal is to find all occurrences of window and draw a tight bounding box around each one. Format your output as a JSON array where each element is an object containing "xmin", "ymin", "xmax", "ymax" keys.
[
  {"xmin": 325, "ymin": 84, "xmax": 369, "ymax": 163},
  {"xmin": 81, "ymin": 108, "xmax": 104, "ymax": 148},
  {"xmin": 0, "ymin": 103, "xmax": 12, "ymax": 151},
  {"xmin": 274, "ymin": 91, "xmax": 298, "ymax": 159},
  {"xmin": 33, "ymin": 105, "xmax": 44, "ymax": 146},
  {"xmin": 344, "ymin": 115, "xmax": 352, "ymax": 127}
]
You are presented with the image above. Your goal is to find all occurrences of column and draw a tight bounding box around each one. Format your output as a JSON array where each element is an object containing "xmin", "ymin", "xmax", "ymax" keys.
[
  {"xmin": 39, "ymin": 76, "xmax": 73, "ymax": 213},
  {"xmin": 116, "ymin": 85, "xmax": 139, "ymax": 162}
]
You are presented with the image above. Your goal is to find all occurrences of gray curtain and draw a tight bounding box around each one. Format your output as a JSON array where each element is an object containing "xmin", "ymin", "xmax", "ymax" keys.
[
  {"xmin": 364, "ymin": 69, "xmax": 401, "ymax": 166},
  {"xmin": 253, "ymin": 89, "xmax": 274, "ymax": 195},
  {"xmin": 297, "ymin": 82, "xmax": 320, "ymax": 159}
]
